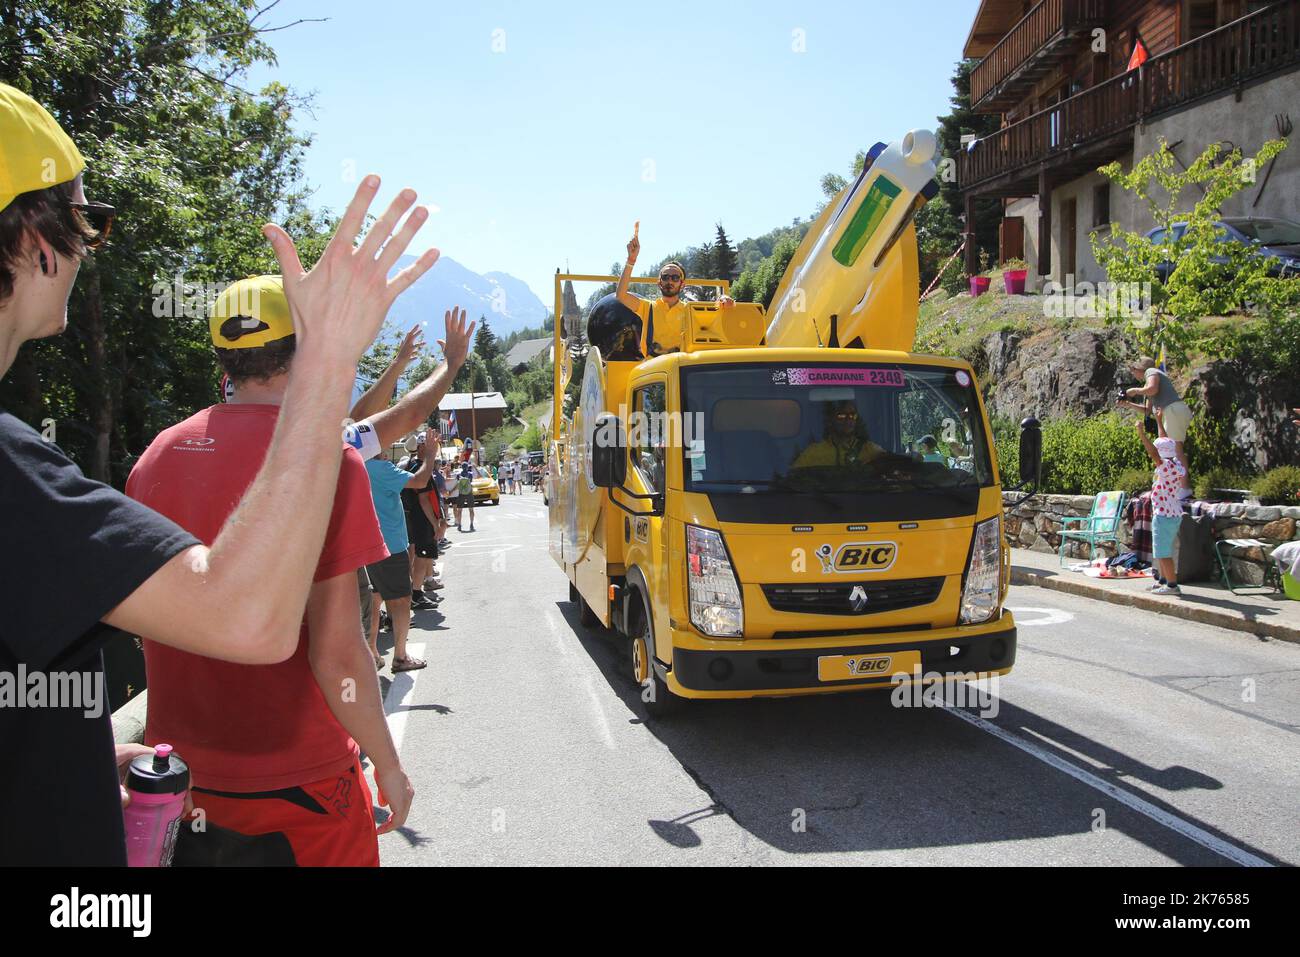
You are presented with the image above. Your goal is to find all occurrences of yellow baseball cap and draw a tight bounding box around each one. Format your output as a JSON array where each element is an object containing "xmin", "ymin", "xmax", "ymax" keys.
[
  {"xmin": 209, "ymin": 275, "xmax": 296, "ymax": 349},
  {"xmin": 0, "ymin": 84, "xmax": 85, "ymax": 214}
]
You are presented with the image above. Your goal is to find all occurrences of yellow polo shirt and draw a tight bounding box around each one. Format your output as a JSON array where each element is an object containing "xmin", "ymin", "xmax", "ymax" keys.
[
  {"xmin": 633, "ymin": 296, "xmax": 689, "ymax": 357},
  {"xmin": 792, "ymin": 436, "xmax": 886, "ymax": 468}
]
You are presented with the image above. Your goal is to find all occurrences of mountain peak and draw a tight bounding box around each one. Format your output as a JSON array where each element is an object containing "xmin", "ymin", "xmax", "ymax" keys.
[{"xmin": 387, "ymin": 255, "xmax": 548, "ymax": 336}]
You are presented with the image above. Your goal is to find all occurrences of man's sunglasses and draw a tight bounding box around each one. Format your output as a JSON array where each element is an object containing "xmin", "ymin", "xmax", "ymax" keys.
[
  {"xmin": 834, "ymin": 410, "xmax": 859, "ymax": 420},
  {"xmin": 68, "ymin": 201, "xmax": 116, "ymax": 250},
  {"xmin": 659, "ymin": 272, "xmax": 683, "ymax": 282}
]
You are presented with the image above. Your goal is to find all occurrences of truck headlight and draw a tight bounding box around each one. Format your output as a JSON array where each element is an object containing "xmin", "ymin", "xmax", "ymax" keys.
[
  {"xmin": 959, "ymin": 516, "xmax": 1002, "ymax": 624},
  {"xmin": 686, "ymin": 524, "xmax": 744, "ymax": 638}
]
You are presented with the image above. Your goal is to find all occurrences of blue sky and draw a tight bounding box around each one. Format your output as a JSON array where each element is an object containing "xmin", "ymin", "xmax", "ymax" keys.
[{"xmin": 247, "ymin": 0, "xmax": 977, "ymax": 309}]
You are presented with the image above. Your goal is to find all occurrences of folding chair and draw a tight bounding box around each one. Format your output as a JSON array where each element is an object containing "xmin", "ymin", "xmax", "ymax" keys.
[
  {"xmin": 1059, "ymin": 490, "xmax": 1127, "ymax": 566},
  {"xmin": 1213, "ymin": 538, "xmax": 1281, "ymax": 595}
]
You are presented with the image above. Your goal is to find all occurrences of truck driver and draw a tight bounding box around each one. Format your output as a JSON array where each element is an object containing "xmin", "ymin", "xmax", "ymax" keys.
[{"xmin": 791, "ymin": 400, "xmax": 887, "ymax": 468}]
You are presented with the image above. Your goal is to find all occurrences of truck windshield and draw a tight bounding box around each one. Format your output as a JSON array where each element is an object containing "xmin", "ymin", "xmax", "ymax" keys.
[{"xmin": 680, "ymin": 362, "xmax": 996, "ymax": 509}]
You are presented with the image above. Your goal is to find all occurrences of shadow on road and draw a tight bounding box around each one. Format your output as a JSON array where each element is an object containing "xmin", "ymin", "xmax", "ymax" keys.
[{"xmin": 553, "ymin": 601, "xmax": 1286, "ymax": 865}]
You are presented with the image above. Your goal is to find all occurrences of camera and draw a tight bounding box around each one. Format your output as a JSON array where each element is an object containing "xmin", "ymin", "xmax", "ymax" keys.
[{"xmin": 1115, "ymin": 388, "xmax": 1128, "ymax": 403}]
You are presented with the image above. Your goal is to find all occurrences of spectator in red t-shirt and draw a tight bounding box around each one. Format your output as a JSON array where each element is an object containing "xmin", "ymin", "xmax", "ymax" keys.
[{"xmin": 127, "ymin": 276, "xmax": 412, "ymax": 866}]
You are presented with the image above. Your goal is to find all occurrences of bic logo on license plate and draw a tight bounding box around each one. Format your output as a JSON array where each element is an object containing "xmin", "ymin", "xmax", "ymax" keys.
[
  {"xmin": 817, "ymin": 542, "xmax": 898, "ymax": 574},
  {"xmin": 818, "ymin": 652, "xmax": 904, "ymax": 682}
]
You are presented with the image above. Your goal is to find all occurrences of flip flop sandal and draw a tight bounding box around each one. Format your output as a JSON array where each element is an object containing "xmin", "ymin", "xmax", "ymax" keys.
[{"xmin": 392, "ymin": 655, "xmax": 427, "ymax": 673}]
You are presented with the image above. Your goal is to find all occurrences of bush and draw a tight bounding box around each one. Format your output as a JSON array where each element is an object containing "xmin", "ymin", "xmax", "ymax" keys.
[
  {"xmin": 1252, "ymin": 466, "xmax": 1300, "ymax": 505},
  {"xmin": 1113, "ymin": 468, "xmax": 1153, "ymax": 498},
  {"xmin": 1039, "ymin": 413, "xmax": 1149, "ymax": 495},
  {"xmin": 1194, "ymin": 467, "xmax": 1252, "ymax": 501},
  {"xmin": 480, "ymin": 424, "xmax": 523, "ymax": 463}
]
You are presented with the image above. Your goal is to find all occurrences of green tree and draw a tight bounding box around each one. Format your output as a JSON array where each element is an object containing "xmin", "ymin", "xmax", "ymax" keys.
[
  {"xmin": 1091, "ymin": 137, "xmax": 1295, "ymax": 364},
  {"xmin": 474, "ymin": 318, "xmax": 501, "ymax": 362},
  {"xmin": 0, "ymin": 0, "xmax": 329, "ymax": 484},
  {"xmin": 712, "ymin": 222, "xmax": 738, "ymax": 286},
  {"xmin": 935, "ymin": 59, "xmax": 1001, "ymax": 265}
]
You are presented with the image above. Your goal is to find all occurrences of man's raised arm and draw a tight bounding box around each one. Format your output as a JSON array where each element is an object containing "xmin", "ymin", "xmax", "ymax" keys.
[
  {"xmin": 105, "ymin": 178, "xmax": 439, "ymax": 665},
  {"xmin": 351, "ymin": 325, "xmax": 424, "ymax": 422},
  {"xmin": 615, "ymin": 221, "xmax": 641, "ymax": 311},
  {"xmin": 367, "ymin": 306, "xmax": 474, "ymax": 450}
]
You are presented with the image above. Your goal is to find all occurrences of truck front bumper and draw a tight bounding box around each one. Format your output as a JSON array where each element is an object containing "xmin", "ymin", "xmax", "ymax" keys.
[{"xmin": 664, "ymin": 617, "xmax": 1016, "ymax": 699}]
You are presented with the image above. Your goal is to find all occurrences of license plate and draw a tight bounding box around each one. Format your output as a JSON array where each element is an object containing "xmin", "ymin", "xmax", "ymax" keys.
[{"xmin": 817, "ymin": 650, "xmax": 921, "ymax": 682}]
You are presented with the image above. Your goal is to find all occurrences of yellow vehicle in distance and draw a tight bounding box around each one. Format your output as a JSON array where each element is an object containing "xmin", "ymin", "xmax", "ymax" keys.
[
  {"xmin": 548, "ymin": 130, "xmax": 1042, "ymax": 714},
  {"xmin": 471, "ymin": 466, "xmax": 500, "ymax": 506}
]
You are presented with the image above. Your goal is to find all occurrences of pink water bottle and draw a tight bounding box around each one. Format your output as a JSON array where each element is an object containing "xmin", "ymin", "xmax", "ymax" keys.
[{"xmin": 122, "ymin": 744, "xmax": 190, "ymax": 867}]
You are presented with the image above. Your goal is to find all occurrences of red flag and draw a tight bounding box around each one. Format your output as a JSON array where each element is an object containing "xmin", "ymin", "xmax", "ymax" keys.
[{"xmin": 1127, "ymin": 38, "xmax": 1149, "ymax": 71}]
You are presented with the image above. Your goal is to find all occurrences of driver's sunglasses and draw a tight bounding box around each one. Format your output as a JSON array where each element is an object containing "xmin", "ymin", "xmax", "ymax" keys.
[
  {"xmin": 68, "ymin": 201, "xmax": 116, "ymax": 250},
  {"xmin": 659, "ymin": 272, "xmax": 683, "ymax": 282},
  {"xmin": 834, "ymin": 410, "xmax": 858, "ymax": 420}
]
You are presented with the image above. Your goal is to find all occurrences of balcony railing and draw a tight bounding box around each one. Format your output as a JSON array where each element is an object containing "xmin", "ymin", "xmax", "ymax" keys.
[
  {"xmin": 960, "ymin": 1, "xmax": 1300, "ymax": 192},
  {"xmin": 969, "ymin": 0, "xmax": 1109, "ymax": 109}
]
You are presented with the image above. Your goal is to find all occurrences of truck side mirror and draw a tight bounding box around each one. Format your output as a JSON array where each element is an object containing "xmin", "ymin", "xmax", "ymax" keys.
[
  {"xmin": 1019, "ymin": 416, "xmax": 1042, "ymax": 488},
  {"xmin": 591, "ymin": 412, "xmax": 627, "ymax": 489}
]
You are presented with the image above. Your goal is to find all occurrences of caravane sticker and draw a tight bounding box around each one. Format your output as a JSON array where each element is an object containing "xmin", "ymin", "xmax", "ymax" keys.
[
  {"xmin": 954, "ymin": 370, "xmax": 972, "ymax": 388},
  {"xmin": 777, "ymin": 367, "xmax": 905, "ymax": 387}
]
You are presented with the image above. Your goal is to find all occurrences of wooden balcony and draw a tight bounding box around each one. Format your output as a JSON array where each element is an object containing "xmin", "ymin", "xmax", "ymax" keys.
[
  {"xmin": 959, "ymin": 0, "xmax": 1300, "ymax": 197},
  {"xmin": 969, "ymin": 0, "xmax": 1109, "ymax": 112}
]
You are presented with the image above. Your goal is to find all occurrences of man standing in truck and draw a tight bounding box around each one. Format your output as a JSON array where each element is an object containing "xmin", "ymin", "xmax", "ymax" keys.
[{"xmin": 617, "ymin": 222, "xmax": 732, "ymax": 357}]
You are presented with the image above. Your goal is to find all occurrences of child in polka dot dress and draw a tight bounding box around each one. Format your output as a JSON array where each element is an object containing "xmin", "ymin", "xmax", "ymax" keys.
[{"xmin": 1138, "ymin": 418, "xmax": 1187, "ymax": 595}]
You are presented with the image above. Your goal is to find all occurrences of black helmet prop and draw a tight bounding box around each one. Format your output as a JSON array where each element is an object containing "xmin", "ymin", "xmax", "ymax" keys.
[{"xmin": 586, "ymin": 293, "xmax": 644, "ymax": 361}]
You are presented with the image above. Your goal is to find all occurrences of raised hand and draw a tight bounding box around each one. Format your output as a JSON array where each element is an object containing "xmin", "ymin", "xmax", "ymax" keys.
[
  {"xmin": 437, "ymin": 305, "xmax": 475, "ymax": 368},
  {"xmin": 261, "ymin": 176, "xmax": 439, "ymax": 367},
  {"xmin": 396, "ymin": 325, "xmax": 425, "ymax": 367},
  {"xmin": 627, "ymin": 221, "xmax": 640, "ymax": 264}
]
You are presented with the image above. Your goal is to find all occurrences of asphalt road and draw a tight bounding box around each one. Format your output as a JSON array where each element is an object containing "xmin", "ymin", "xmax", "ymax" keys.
[{"xmin": 369, "ymin": 491, "xmax": 1300, "ymax": 866}]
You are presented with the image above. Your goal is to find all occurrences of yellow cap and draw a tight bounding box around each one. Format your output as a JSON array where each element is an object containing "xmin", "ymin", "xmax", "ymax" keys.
[
  {"xmin": 0, "ymin": 84, "xmax": 85, "ymax": 214},
  {"xmin": 209, "ymin": 275, "xmax": 296, "ymax": 350}
]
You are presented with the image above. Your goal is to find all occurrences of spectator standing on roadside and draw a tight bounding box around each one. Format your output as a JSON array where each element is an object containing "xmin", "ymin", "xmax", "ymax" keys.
[
  {"xmin": 1138, "ymin": 419, "xmax": 1186, "ymax": 596},
  {"xmin": 129, "ymin": 276, "xmax": 416, "ymax": 865},
  {"xmin": 401, "ymin": 433, "xmax": 441, "ymax": 610},
  {"xmin": 365, "ymin": 451, "xmax": 433, "ymax": 672},
  {"xmin": 0, "ymin": 83, "xmax": 444, "ymax": 865},
  {"xmin": 454, "ymin": 460, "xmax": 476, "ymax": 530},
  {"xmin": 1120, "ymin": 356, "xmax": 1192, "ymax": 466}
]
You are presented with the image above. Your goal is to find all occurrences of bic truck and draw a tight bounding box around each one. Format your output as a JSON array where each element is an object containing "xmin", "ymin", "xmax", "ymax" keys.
[{"xmin": 547, "ymin": 130, "xmax": 1041, "ymax": 713}]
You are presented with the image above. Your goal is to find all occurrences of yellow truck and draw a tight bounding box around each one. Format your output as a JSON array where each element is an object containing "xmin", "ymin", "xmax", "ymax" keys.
[{"xmin": 547, "ymin": 130, "xmax": 1041, "ymax": 713}]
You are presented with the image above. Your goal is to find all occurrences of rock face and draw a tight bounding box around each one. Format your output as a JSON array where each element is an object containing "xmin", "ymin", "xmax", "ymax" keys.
[
  {"xmin": 1186, "ymin": 359, "xmax": 1300, "ymax": 472},
  {"xmin": 981, "ymin": 327, "xmax": 1126, "ymax": 424},
  {"xmin": 973, "ymin": 327, "xmax": 1299, "ymax": 471}
]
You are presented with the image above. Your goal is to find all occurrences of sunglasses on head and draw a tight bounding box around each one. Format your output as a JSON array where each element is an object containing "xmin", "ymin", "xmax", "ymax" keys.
[{"xmin": 68, "ymin": 201, "xmax": 116, "ymax": 250}]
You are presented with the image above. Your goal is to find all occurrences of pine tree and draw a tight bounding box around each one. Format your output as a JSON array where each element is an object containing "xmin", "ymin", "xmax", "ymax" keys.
[
  {"xmin": 474, "ymin": 318, "xmax": 500, "ymax": 362},
  {"xmin": 690, "ymin": 241, "xmax": 716, "ymax": 300},
  {"xmin": 935, "ymin": 59, "xmax": 1002, "ymax": 265},
  {"xmin": 713, "ymin": 223, "xmax": 738, "ymax": 285}
]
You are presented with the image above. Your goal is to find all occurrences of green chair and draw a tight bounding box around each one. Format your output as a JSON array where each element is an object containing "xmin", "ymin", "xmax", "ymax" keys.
[
  {"xmin": 1058, "ymin": 490, "xmax": 1127, "ymax": 566},
  {"xmin": 1213, "ymin": 538, "xmax": 1281, "ymax": 595}
]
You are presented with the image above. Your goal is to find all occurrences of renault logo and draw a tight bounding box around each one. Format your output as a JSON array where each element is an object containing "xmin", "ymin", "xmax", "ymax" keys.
[{"xmin": 849, "ymin": 585, "xmax": 869, "ymax": 611}]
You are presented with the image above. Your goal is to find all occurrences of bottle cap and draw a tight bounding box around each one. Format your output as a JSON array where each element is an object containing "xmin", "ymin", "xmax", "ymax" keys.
[{"xmin": 126, "ymin": 743, "xmax": 191, "ymax": 796}]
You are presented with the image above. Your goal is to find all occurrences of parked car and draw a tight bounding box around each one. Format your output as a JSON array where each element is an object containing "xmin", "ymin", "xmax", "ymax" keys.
[{"xmin": 1147, "ymin": 217, "xmax": 1300, "ymax": 282}]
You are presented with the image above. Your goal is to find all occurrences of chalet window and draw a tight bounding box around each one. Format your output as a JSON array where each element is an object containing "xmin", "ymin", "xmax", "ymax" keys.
[{"xmin": 1092, "ymin": 184, "xmax": 1111, "ymax": 229}]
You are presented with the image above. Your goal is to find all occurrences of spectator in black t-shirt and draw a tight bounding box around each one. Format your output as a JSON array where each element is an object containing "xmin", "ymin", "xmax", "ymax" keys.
[
  {"xmin": 400, "ymin": 434, "xmax": 441, "ymax": 610},
  {"xmin": 0, "ymin": 85, "xmax": 440, "ymax": 864}
]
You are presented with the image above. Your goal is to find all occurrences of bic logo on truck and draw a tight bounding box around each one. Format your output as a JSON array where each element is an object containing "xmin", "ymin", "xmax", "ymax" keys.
[{"xmin": 817, "ymin": 542, "xmax": 898, "ymax": 574}]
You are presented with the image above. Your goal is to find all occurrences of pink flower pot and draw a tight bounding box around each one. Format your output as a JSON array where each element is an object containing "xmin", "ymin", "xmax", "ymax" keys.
[
  {"xmin": 1003, "ymin": 269, "xmax": 1028, "ymax": 294},
  {"xmin": 969, "ymin": 276, "xmax": 991, "ymax": 296}
]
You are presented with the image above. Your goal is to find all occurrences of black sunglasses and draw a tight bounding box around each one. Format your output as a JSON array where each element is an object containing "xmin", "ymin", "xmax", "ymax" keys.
[
  {"xmin": 659, "ymin": 272, "xmax": 683, "ymax": 281},
  {"xmin": 68, "ymin": 201, "xmax": 116, "ymax": 250}
]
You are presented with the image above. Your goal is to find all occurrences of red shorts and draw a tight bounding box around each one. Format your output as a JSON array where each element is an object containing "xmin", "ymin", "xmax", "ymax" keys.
[{"xmin": 190, "ymin": 758, "xmax": 379, "ymax": 867}]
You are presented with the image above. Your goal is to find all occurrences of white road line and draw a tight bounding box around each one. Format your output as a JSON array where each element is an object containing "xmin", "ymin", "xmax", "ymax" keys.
[
  {"xmin": 383, "ymin": 642, "xmax": 427, "ymax": 753},
  {"xmin": 1004, "ymin": 606, "xmax": 1075, "ymax": 626},
  {"xmin": 944, "ymin": 706, "xmax": 1273, "ymax": 867}
]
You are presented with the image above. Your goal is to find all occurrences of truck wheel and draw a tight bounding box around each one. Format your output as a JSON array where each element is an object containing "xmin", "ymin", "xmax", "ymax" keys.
[
  {"xmin": 631, "ymin": 608, "xmax": 676, "ymax": 718},
  {"xmin": 570, "ymin": 582, "xmax": 599, "ymax": 627}
]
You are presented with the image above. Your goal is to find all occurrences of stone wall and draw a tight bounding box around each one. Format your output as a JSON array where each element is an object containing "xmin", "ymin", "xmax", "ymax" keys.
[{"xmin": 1002, "ymin": 492, "xmax": 1300, "ymax": 585}]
